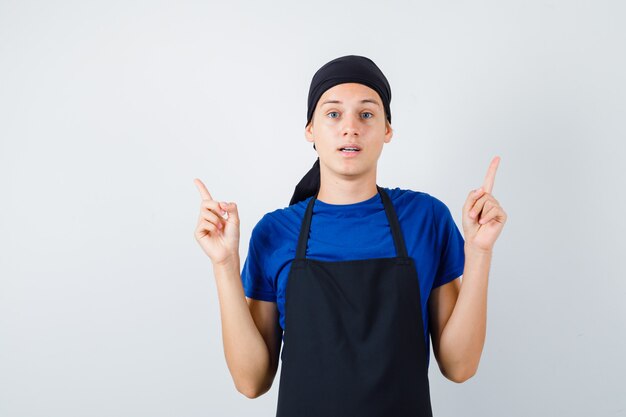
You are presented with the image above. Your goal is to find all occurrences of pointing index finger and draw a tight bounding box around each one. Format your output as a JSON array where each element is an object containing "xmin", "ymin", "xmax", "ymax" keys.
[
  {"xmin": 482, "ymin": 156, "xmax": 501, "ymax": 194},
  {"xmin": 194, "ymin": 178, "xmax": 213, "ymax": 201}
]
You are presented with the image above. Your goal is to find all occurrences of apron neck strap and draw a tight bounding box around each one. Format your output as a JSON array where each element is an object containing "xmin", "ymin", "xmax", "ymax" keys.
[{"xmin": 295, "ymin": 185, "xmax": 409, "ymax": 259}]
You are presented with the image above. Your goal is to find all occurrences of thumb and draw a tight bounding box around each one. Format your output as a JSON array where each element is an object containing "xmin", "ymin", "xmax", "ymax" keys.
[{"xmin": 219, "ymin": 201, "xmax": 239, "ymax": 220}]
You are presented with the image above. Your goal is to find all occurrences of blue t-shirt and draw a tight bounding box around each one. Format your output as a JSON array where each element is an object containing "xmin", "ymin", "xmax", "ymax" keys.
[{"xmin": 240, "ymin": 186, "xmax": 465, "ymax": 368}]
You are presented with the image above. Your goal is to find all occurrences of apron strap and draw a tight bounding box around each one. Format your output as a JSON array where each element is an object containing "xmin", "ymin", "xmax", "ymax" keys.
[
  {"xmin": 377, "ymin": 185, "xmax": 409, "ymax": 258},
  {"xmin": 295, "ymin": 186, "xmax": 409, "ymax": 259}
]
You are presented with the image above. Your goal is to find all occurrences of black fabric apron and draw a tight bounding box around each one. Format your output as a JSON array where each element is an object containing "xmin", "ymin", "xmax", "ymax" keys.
[{"xmin": 276, "ymin": 185, "xmax": 433, "ymax": 417}]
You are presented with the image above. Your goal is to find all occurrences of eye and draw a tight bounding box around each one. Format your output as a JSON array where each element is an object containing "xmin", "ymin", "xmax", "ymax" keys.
[
  {"xmin": 327, "ymin": 111, "xmax": 339, "ymax": 119},
  {"xmin": 361, "ymin": 112, "xmax": 373, "ymax": 119}
]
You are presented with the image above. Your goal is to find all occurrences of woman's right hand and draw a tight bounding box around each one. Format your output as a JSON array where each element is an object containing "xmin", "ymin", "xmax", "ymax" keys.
[{"xmin": 193, "ymin": 178, "xmax": 240, "ymax": 266}]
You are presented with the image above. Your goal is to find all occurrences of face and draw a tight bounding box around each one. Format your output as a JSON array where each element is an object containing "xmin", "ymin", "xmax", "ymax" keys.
[{"xmin": 305, "ymin": 83, "xmax": 393, "ymax": 181}]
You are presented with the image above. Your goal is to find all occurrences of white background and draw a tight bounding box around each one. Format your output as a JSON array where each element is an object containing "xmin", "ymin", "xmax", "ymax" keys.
[{"xmin": 1, "ymin": 0, "xmax": 625, "ymax": 416}]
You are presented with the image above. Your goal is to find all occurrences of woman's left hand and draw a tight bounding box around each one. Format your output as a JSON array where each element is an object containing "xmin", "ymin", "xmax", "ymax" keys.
[{"xmin": 461, "ymin": 156, "xmax": 508, "ymax": 253}]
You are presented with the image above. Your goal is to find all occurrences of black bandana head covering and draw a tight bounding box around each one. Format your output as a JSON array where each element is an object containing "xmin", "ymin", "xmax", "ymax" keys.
[
  {"xmin": 305, "ymin": 55, "xmax": 392, "ymax": 128},
  {"xmin": 289, "ymin": 55, "xmax": 392, "ymax": 206}
]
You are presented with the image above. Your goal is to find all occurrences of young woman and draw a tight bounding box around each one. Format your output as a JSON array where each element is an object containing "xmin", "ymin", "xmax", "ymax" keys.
[{"xmin": 194, "ymin": 55, "xmax": 507, "ymax": 416}]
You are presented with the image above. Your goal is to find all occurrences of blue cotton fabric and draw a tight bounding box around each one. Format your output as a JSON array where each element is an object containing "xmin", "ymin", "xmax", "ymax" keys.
[{"xmin": 240, "ymin": 187, "xmax": 465, "ymax": 368}]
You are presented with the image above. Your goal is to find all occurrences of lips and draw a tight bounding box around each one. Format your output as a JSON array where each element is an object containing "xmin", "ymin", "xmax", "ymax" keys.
[
  {"xmin": 338, "ymin": 144, "xmax": 361, "ymax": 158},
  {"xmin": 337, "ymin": 143, "xmax": 361, "ymax": 152}
]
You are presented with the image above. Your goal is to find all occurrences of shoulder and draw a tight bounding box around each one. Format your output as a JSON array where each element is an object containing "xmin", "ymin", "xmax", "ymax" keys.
[
  {"xmin": 383, "ymin": 186, "xmax": 455, "ymax": 224},
  {"xmin": 251, "ymin": 198, "xmax": 310, "ymax": 243},
  {"xmin": 428, "ymin": 194, "xmax": 455, "ymax": 221},
  {"xmin": 382, "ymin": 185, "xmax": 437, "ymax": 211}
]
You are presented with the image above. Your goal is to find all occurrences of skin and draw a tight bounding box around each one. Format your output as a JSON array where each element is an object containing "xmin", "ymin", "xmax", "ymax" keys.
[
  {"xmin": 193, "ymin": 82, "xmax": 507, "ymax": 396},
  {"xmin": 304, "ymin": 82, "xmax": 393, "ymax": 205},
  {"xmin": 429, "ymin": 156, "xmax": 507, "ymax": 382}
]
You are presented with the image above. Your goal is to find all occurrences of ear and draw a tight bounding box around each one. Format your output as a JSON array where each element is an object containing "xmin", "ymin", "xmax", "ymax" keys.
[
  {"xmin": 384, "ymin": 120, "xmax": 393, "ymax": 144},
  {"xmin": 305, "ymin": 121, "xmax": 314, "ymax": 143}
]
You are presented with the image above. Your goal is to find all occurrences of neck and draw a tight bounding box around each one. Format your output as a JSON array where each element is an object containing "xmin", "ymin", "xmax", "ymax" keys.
[{"xmin": 316, "ymin": 165, "xmax": 379, "ymax": 205}]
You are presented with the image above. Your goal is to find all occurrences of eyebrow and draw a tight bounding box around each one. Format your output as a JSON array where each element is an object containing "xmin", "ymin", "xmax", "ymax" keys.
[{"xmin": 320, "ymin": 99, "xmax": 381, "ymax": 107}]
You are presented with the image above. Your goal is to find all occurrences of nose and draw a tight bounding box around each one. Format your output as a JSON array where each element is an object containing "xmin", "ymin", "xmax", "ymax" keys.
[{"xmin": 341, "ymin": 113, "xmax": 360, "ymax": 137}]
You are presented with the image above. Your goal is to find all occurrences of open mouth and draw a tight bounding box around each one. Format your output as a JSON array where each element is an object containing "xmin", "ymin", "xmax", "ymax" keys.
[{"xmin": 338, "ymin": 145, "xmax": 361, "ymax": 153}]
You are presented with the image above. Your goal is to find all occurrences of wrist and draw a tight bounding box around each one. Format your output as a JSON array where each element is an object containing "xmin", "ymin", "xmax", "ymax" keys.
[
  {"xmin": 213, "ymin": 253, "xmax": 240, "ymax": 270},
  {"xmin": 464, "ymin": 243, "xmax": 493, "ymax": 256}
]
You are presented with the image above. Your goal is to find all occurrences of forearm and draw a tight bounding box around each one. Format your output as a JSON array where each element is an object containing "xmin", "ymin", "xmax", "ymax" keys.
[
  {"xmin": 437, "ymin": 244, "xmax": 492, "ymax": 382},
  {"xmin": 213, "ymin": 257, "xmax": 270, "ymax": 397}
]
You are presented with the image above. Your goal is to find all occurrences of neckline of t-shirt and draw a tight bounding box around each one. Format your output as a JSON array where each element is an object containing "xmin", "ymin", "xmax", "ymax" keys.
[{"xmin": 312, "ymin": 188, "xmax": 384, "ymax": 208}]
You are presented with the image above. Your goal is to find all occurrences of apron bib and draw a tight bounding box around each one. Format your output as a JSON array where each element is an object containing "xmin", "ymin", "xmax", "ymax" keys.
[{"xmin": 276, "ymin": 185, "xmax": 433, "ymax": 417}]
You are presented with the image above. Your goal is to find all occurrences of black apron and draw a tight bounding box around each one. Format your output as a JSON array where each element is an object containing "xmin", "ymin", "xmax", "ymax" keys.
[{"xmin": 276, "ymin": 185, "xmax": 433, "ymax": 417}]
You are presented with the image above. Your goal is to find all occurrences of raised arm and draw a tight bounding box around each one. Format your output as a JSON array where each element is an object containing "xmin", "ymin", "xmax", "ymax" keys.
[
  {"xmin": 428, "ymin": 156, "xmax": 507, "ymax": 383},
  {"xmin": 193, "ymin": 178, "xmax": 281, "ymax": 398}
]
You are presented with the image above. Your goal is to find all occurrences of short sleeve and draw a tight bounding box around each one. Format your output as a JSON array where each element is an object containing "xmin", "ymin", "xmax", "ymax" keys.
[
  {"xmin": 431, "ymin": 196, "xmax": 465, "ymax": 288},
  {"xmin": 240, "ymin": 216, "xmax": 277, "ymax": 302}
]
